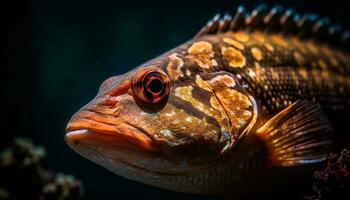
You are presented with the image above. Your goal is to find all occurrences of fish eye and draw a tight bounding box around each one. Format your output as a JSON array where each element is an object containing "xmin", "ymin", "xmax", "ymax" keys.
[
  {"xmin": 145, "ymin": 73, "xmax": 165, "ymax": 94},
  {"xmin": 131, "ymin": 66, "xmax": 170, "ymax": 112}
]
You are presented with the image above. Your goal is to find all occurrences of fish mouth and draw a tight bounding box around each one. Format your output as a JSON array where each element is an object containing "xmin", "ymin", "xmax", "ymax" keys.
[{"xmin": 65, "ymin": 111, "xmax": 159, "ymax": 152}]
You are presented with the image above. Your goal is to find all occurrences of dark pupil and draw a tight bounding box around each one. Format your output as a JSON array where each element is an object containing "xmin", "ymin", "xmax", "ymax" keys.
[{"xmin": 147, "ymin": 78, "xmax": 164, "ymax": 94}]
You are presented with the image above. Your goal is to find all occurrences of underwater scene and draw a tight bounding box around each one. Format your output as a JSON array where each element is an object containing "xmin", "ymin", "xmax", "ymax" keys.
[{"xmin": 1, "ymin": 0, "xmax": 350, "ymax": 199}]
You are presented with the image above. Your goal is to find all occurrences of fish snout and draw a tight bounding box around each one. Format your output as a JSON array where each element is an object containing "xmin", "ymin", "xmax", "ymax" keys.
[{"xmin": 65, "ymin": 110, "xmax": 159, "ymax": 151}]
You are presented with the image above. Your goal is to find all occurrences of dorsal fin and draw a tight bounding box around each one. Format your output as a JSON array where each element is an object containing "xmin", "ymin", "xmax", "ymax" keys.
[{"xmin": 195, "ymin": 5, "xmax": 349, "ymax": 51}]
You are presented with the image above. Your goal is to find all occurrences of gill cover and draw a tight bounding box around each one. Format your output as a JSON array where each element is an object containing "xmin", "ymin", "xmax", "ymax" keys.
[{"xmin": 195, "ymin": 71, "xmax": 258, "ymax": 153}]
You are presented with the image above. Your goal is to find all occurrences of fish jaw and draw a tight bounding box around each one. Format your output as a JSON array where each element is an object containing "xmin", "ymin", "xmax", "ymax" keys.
[
  {"xmin": 64, "ymin": 123, "xmax": 162, "ymax": 185},
  {"xmin": 64, "ymin": 109, "xmax": 165, "ymax": 178},
  {"xmin": 65, "ymin": 114, "xmax": 159, "ymax": 152}
]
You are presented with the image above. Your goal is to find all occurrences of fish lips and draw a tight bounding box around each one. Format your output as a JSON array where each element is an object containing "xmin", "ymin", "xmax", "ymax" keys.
[{"xmin": 65, "ymin": 115, "xmax": 159, "ymax": 152}]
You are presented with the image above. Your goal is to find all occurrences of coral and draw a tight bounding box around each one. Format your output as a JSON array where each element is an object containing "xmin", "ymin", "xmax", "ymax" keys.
[
  {"xmin": 0, "ymin": 138, "xmax": 83, "ymax": 200},
  {"xmin": 303, "ymin": 149, "xmax": 350, "ymax": 200}
]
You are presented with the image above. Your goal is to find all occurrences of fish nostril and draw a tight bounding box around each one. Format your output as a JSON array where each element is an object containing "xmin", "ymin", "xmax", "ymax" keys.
[{"xmin": 104, "ymin": 97, "xmax": 119, "ymax": 107}]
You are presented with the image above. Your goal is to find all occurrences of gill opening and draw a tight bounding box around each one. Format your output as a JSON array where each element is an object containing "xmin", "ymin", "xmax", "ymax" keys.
[{"xmin": 210, "ymin": 89, "xmax": 232, "ymax": 152}]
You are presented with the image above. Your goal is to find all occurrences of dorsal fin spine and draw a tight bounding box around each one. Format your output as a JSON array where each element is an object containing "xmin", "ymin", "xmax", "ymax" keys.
[
  {"xmin": 219, "ymin": 13, "xmax": 232, "ymax": 33},
  {"xmin": 229, "ymin": 5, "xmax": 246, "ymax": 32},
  {"xmin": 195, "ymin": 4, "xmax": 349, "ymax": 51}
]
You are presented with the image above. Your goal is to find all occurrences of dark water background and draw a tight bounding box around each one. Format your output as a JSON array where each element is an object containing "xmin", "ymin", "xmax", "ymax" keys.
[{"xmin": 1, "ymin": 0, "xmax": 349, "ymax": 199}]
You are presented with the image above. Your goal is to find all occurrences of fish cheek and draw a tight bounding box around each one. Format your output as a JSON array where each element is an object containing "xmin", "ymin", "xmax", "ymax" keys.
[
  {"xmin": 149, "ymin": 104, "xmax": 223, "ymax": 158},
  {"xmin": 116, "ymin": 91, "xmax": 224, "ymax": 159},
  {"xmin": 159, "ymin": 105, "xmax": 219, "ymax": 150}
]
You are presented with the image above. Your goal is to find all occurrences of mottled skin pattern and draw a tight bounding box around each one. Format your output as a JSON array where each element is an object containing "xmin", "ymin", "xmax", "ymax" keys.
[
  {"xmin": 190, "ymin": 32, "xmax": 350, "ymax": 116},
  {"xmin": 65, "ymin": 29, "xmax": 350, "ymax": 197}
]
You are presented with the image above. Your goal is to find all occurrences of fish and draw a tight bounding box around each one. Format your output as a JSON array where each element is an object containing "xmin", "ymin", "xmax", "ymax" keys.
[{"xmin": 65, "ymin": 4, "xmax": 350, "ymax": 198}]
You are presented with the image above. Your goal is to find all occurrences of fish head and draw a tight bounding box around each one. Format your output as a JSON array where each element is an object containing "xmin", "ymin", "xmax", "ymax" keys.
[{"xmin": 65, "ymin": 45, "xmax": 257, "ymax": 190}]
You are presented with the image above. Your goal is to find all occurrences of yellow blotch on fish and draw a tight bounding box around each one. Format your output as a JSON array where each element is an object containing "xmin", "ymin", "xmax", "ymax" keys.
[
  {"xmin": 214, "ymin": 88, "xmax": 252, "ymax": 131},
  {"xmin": 186, "ymin": 69, "xmax": 191, "ymax": 76},
  {"xmin": 319, "ymin": 46, "xmax": 339, "ymax": 67},
  {"xmin": 196, "ymin": 74, "xmax": 236, "ymax": 90},
  {"xmin": 209, "ymin": 97, "xmax": 231, "ymax": 133},
  {"xmin": 246, "ymin": 68, "xmax": 256, "ymax": 78},
  {"xmin": 291, "ymin": 38, "xmax": 307, "ymax": 53},
  {"xmin": 251, "ymin": 47, "xmax": 263, "ymax": 61},
  {"xmin": 271, "ymin": 35, "xmax": 288, "ymax": 48},
  {"xmin": 209, "ymin": 75, "xmax": 236, "ymax": 88},
  {"xmin": 233, "ymin": 32, "xmax": 250, "ymax": 42},
  {"xmin": 321, "ymin": 46, "xmax": 334, "ymax": 57},
  {"xmin": 187, "ymin": 41, "xmax": 214, "ymax": 69},
  {"xmin": 174, "ymin": 85, "xmax": 230, "ymax": 131},
  {"xmin": 221, "ymin": 46, "xmax": 246, "ymax": 68},
  {"xmin": 167, "ymin": 53, "xmax": 184, "ymax": 81},
  {"xmin": 254, "ymin": 61, "xmax": 262, "ymax": 69},
  {"xmin": 293, "ymin": 51, "xmax": 305, "ymax": 66},
  {"xmin": 264, "ymin": 43, "xmax": 275, "ymax": 52},
  {"xmin": 210, "ymin": 96, "xmax": 221, "ymax": 111},
  {"xmin": 222, "ymin": 37, "xmax": 244, "ymax": 50},
  {"xmin": 318, "ymin": 60, "xmax": 328, "ymax": 70},
  {"xmin": 195, "ymin": 75, "xmax": 212, "ymax": 91},
  {"xmin": 195, "ymin": 73, "xmax": 254, "ymax": 135},
  {"xmin": 321, "ymin": 70, "xmax": 330, "ymax": 79},
  {"xmin": 252, "ymin": 33, "xmax": 266, "ymax": 43},
  {"xmin": 203, "ymin": 77, "xmax": 253, "ymax": 135},
  {"xmin": 174, "ymin": 86, "xmax": 217, "ymax": 118},
  {"xmin": 306, "ymin": 42, "xmax": 319, "ymax": 54},
  {"xmin": 299, "ymin": 68, "xmax": 308, "ymax": 80},
  {"xmin": 211, "ymin": 59, "xmax": 218, "ymax": 66}
]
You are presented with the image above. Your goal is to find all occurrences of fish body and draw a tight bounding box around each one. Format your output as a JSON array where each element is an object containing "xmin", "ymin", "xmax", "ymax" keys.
[{"xmin": 65, "ymin": 5, "xmax": 350, "ymax": 197}]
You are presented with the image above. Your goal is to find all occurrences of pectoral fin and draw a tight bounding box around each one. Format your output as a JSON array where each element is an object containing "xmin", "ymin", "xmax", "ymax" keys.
[{"xmin": 256, "ymin": 100, "xmax": 333, "ymax": 167}]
